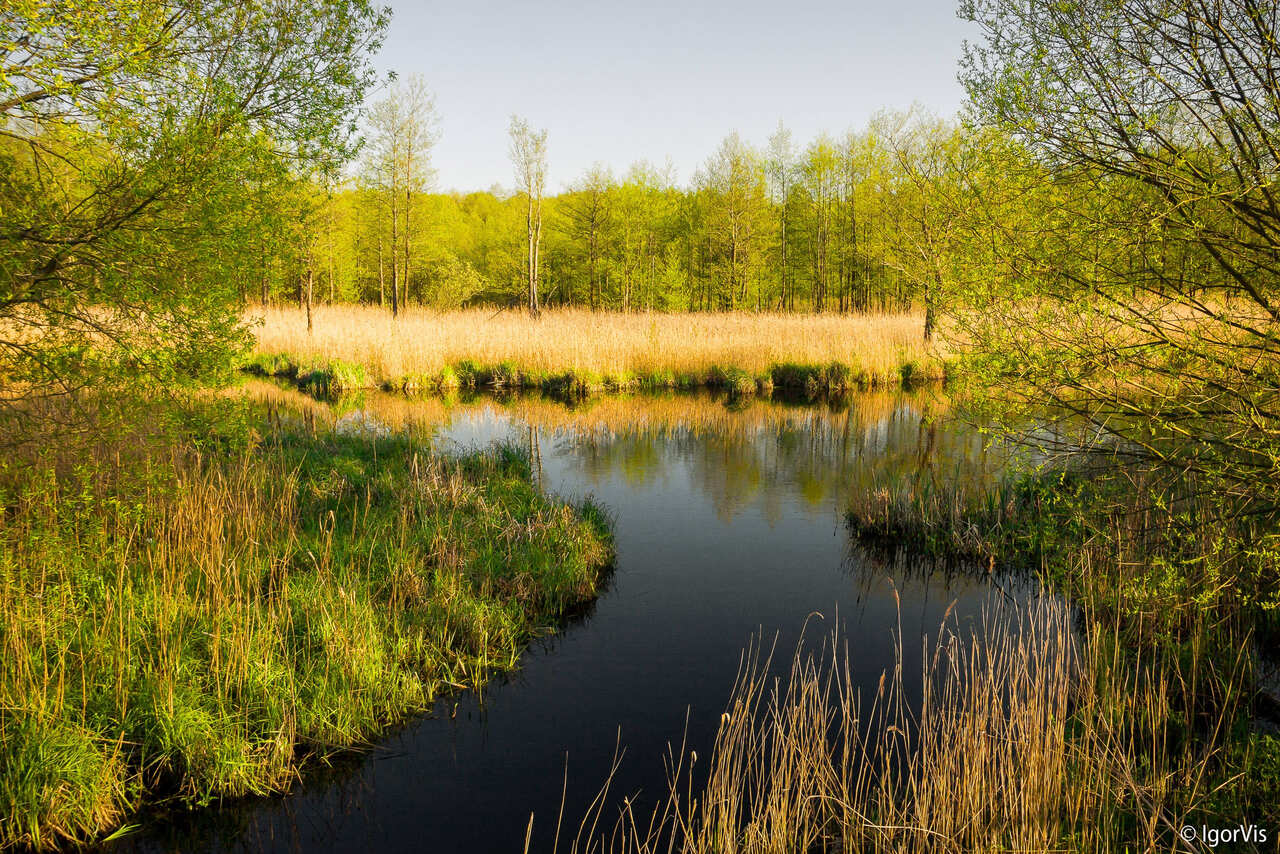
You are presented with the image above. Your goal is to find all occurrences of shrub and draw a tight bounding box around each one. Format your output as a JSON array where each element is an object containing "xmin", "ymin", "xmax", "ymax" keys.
[{"xmin": 436, "ymin": 365, "xmax": 460, "ymax": 391}]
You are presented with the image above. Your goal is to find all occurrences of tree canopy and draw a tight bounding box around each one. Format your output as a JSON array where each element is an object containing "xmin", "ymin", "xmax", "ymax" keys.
[
  {"xmin": 953, "ymin": 0, "xmax": 1280, "ymax": 519},
  {"xmin": 1, "ymin": 0, "xmax": 389, "ymax": 410}
]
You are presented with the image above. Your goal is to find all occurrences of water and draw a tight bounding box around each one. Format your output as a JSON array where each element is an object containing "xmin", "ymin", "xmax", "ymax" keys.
[{"xmin": 110, "ymin": 388, "xmax": 1025, "ymax": 853}]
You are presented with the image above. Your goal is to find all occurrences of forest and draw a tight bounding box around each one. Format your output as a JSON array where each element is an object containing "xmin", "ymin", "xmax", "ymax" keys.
[{"xmin": 274, "ymin": 103, "xmax": 954, "ymax": 320}]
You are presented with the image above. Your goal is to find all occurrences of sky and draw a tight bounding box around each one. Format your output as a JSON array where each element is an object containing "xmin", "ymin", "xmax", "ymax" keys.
[{"xmin": 369, "ymin": 0, "xmax": 979, "ymax": 193}]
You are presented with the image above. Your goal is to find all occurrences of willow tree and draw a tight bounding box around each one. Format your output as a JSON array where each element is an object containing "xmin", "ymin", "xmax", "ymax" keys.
[
  {"xmin": 1, "ymin": 0, "xmax": 389, "ymax": 418},
  {"xmin": 958, "ymin": 0, "xmax": 1280, "ymax": 523}
]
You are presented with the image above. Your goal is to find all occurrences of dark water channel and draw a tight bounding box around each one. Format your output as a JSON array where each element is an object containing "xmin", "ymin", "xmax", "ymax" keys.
[{"xmin": 109, "ymin": 388, "xmax": 1030, "ymax": 853}]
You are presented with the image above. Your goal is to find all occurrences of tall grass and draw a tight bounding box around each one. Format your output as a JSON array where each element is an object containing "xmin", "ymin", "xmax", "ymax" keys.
[
  {"xmin": 550, "ymin": 594, "xmax": 1253, "ymax": 853},
  {"xmin": 0, "ymin": 398, "xmax": 612, "ymax": 849},
  {"xmin": 248, "ymin": 306, "xmax": 945, "ymax": 394},
  {"xmin": 846, "ymin": 472, "xmax": 1069, "ymax": 567},
  {"xmin": 840, "ymin": 452, "xmax": 1280, "ymax": 850}
]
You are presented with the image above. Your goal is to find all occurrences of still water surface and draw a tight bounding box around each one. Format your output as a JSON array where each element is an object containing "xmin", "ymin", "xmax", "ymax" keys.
[{"xmin": 111, "ymin": 389, "xmax": 1024, "ymax": 853}]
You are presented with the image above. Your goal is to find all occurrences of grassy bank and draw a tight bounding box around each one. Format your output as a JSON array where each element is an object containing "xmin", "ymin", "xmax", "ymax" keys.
[
  {"xmin": 247, "ymin": 306, "xmax": 945, "ymax": 395},
  {"xmin": 0, "ymin": 399, "xmax": 612, "ymax": 849},
  {"xmin": 841, "ymin": 462, "xmax": 1280, "ymax": 849}
]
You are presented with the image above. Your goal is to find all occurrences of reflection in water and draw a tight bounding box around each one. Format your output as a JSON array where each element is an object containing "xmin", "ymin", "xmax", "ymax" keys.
[
  {"xmin": 291, "ymin": 386, "xmax": 1003, "ymax": 523},
  {"xmin": 113, "ymin": 385, "xmax": 1025, "ymax": 854}
]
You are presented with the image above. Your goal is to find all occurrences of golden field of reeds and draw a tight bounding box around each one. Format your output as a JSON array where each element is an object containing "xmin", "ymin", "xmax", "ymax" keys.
[{"xmin": 248, "ymin": 306, "xmax": 945, "ymax": 392}]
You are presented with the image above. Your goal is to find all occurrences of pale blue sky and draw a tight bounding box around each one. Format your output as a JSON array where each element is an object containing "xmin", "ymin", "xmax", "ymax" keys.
[{"xmin": 371, "ymin": 0, "xmax": 976, "ymax": 193}]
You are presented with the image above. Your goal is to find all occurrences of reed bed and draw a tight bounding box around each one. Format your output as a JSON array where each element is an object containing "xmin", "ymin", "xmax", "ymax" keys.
[
  {"xmin": 552, "ymin": 595, "xmax": 1249, "ymax": 853},
  {"xmin": 0, "ymin": 398, "xmax": 612, "ymax": 849},
  {"xmin": 247, "ymin": 306, "xmax": 945, "ymax": 394}
]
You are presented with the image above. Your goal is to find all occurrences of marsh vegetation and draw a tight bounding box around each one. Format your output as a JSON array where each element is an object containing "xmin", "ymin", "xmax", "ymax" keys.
[
  {"xmin": 94, "ymin": 386, "xmax": 1019, "ymax": 853},
  {"xmin": 248, "ymin": 306, "xmax": 943, "ymax": 396},
  {"xmin": 0, "ymin": 399, "xmax": 611, "ymax": 848}
]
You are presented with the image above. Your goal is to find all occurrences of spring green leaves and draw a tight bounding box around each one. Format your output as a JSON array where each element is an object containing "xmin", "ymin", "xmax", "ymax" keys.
[{"xmin": 1, "ymin": 0, "xmax": 389, "ymax": 417}]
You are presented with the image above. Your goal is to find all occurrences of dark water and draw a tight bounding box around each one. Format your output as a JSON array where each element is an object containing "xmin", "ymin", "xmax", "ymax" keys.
[{"xmin": 110, "ymin": 389, "xmax": 1026, "ymax": 854}]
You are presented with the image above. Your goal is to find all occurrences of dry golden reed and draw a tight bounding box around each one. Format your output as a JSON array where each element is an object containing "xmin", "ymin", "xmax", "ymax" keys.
[
  {"xmin": 250, "ymin": 306, "xmax": 944, "ymax": 386},
  {"xmin": 547, "ymin": 596, "xmax": 1244, "ymax": 854}
]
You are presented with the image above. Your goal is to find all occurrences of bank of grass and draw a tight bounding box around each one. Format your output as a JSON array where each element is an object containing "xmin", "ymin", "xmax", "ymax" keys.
[
  {"xmin": 0, "ymin": 399, "xmax": 612, "ymax": 849},
  {"xmin": 246, "ymin": 306, "xmax": 945, "ymax": 396},
  {"xmin": 840, "ymin": 463, "xmax": 1280, "ymax": 849}
]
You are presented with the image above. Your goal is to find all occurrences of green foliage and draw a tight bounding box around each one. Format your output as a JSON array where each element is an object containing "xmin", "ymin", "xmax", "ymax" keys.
[
  {"xmin": 824, "ymin": 360, "xmax": 853, "ymax": 391},
  {"xmin": 954, "ymin": 0, "xmax": 1280, "ymax": 521},
  {"xmin": 846, "ymin": 456, "xmax": 1276, "ymax": 840},
  {"xmin": 242, "ymin": 352, "xmax": 300, "ymax": 379},
  {"xmin": 489, "ymin": 361, "xmax": 520, "ymax": 388},
  {"xmin": 298, "ymin": 360, "xmax": 370, "ymax": 397},
  {"xmin": 328, "ymin": 360, "xmax": 369, "ymax": 392},
  {"xmin": 1223, "ymin": 734, "xmax": 1280, "ymax": 829},
  {"xmin": 706, "ymin": 367, "xmax": 756, "ymax": 396},
  {"xmin": 435, "ymin": 365, "xmax": 460, "ymax": 391},
  {"xmin": 395, "ymin": 372, "xmax": 433, "ymax": 394},
  {"xmin": 289, "ymin": 116, "xmax": 958, "ymax": 316},
  {"xmin": 898, "ymin": 358, "xmax": 920, "ymax": 386},
  {"xmin": 452, "ymin": 359, "xmax": 482, "ymax": 389},
  {"xmin": 767, "ymin": 360, "xmax": 904, "ymax": 395},
  {"xmin": 847, "ymin": 467, "xmax": 1086, "ymax": 569},
  {"xmin": 1, "ymin": 0, "xmax": 389, "ymax": 419}
]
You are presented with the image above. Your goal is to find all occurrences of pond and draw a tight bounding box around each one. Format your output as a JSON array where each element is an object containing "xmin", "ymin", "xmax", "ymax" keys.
[{"xmin": 108, "ymin": 388, "xmax": 1030, "ymax": 853}]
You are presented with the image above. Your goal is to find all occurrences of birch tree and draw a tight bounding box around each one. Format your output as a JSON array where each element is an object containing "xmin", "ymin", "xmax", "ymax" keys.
[
  {"xmin": 509, "ymin": 115, "xmax": 548, "ymax": 316},
  {"xmin": 365, "ymin": 75, "xmax": 438, "ymax": 317}
]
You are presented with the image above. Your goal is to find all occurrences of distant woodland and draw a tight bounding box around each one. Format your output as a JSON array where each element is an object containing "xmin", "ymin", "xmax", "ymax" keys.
[{"xmin": 276, "ymin": 98, "xmax": 964, "ymax": 320}]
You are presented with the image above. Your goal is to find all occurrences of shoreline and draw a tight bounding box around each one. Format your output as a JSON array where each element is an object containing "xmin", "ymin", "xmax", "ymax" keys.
[{"xmin": 242, "ymin": 351, "xmax": 944, "ymax": 399}]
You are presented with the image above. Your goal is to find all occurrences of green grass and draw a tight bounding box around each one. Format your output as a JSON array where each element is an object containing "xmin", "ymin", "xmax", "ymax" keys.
[
  {"xmin": 241, "ymin": 351, "xmax": 928, "ymax": 400},
  {"xmin": 0, "ymin": 400, "xmax": 613, "ymax": 849},
  {"xmin": 768, "ymin": 360, "xmax": 878, "ymax": 394},
  {"xmin": 846, "ymin": 469, "xmax": 1083, "ymax": 569}
]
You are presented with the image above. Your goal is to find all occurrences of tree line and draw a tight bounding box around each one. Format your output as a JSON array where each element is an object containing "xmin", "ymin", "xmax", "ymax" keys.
[{"xmin": 276, "ymin": 90, "xmax": 976, "ymax": 327}]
